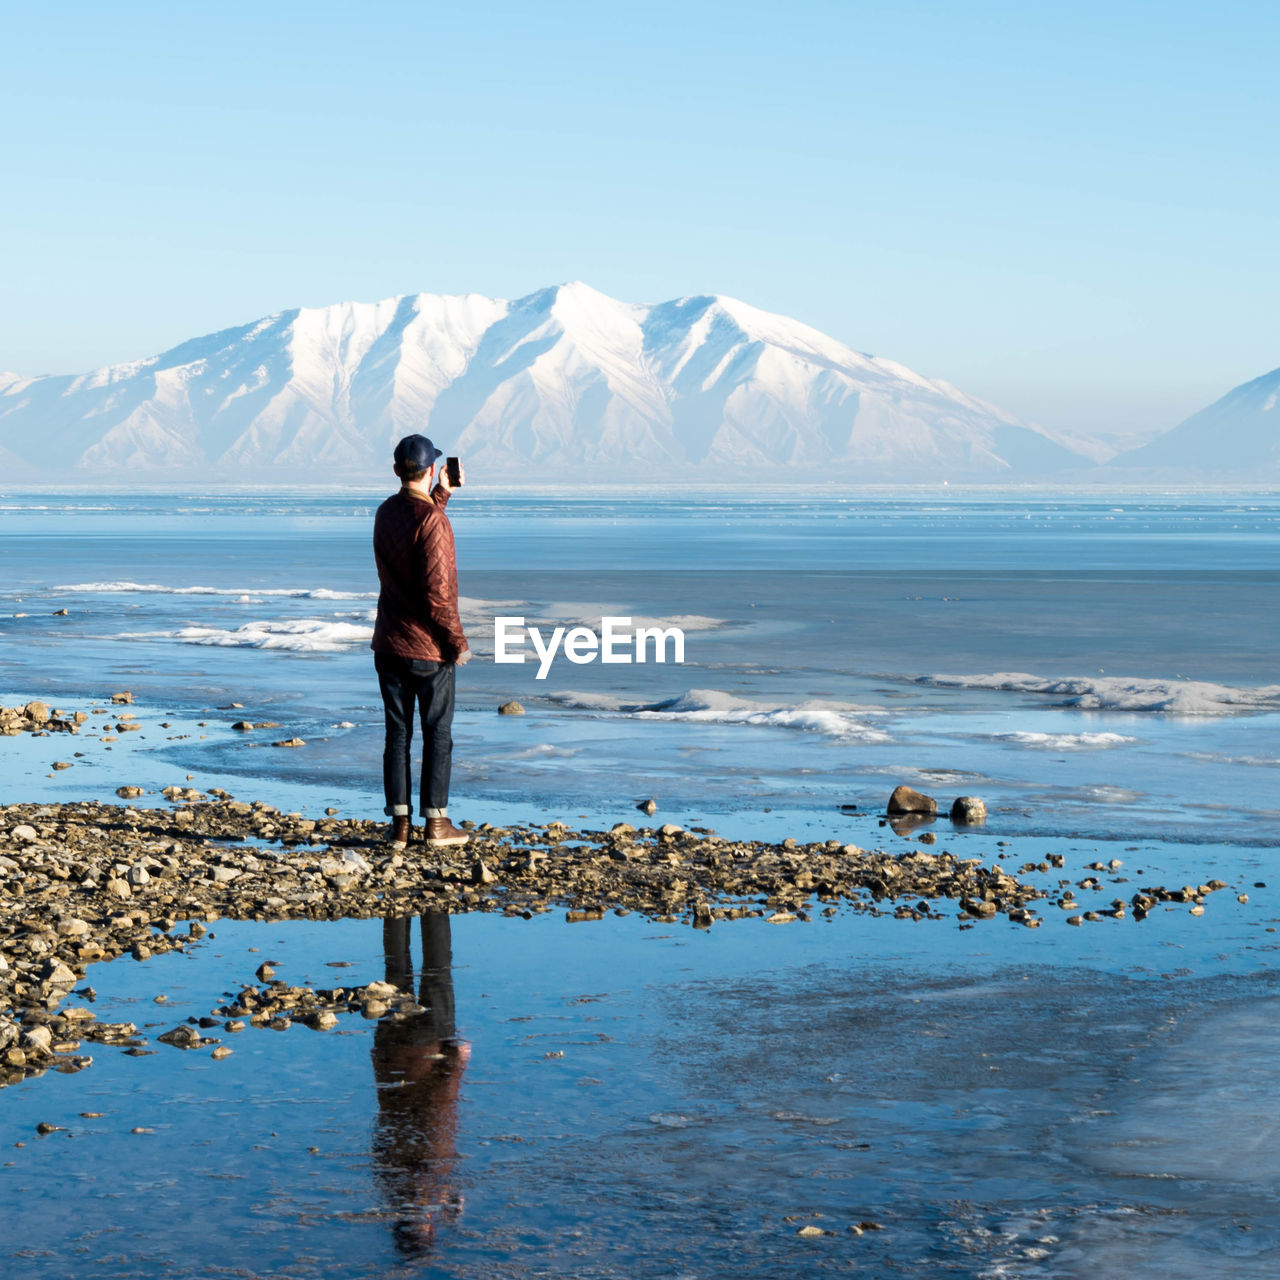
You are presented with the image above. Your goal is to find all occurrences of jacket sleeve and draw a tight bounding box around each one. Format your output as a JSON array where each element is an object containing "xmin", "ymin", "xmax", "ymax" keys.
[{"xmin": 419, "ymin": 507, "xmax": 469, "ymax": 660}]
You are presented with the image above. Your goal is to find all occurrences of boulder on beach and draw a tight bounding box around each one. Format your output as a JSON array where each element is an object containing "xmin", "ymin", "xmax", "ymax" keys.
[
  {"xmin": 950, "ymin": 796, "xmax": 988, "ymax": 824},
  {"xmin": 497, "ymin": 701, "xmax": 525, "ymax": 715},
  {"xmin": 887, "ymin": 785, "xmax": 937, "ymax": 815}
]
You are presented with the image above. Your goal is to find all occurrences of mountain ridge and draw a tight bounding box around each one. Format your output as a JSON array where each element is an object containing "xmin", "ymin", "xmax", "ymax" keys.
[{"xmin": 0, "ymin": 283, "xmax": 1103, "ymax": 482}]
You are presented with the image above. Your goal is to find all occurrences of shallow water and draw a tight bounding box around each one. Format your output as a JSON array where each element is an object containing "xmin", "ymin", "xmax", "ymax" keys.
[{"xmin": 4, "ymin": 878, "xmax": 1280, "ymax": 1279}]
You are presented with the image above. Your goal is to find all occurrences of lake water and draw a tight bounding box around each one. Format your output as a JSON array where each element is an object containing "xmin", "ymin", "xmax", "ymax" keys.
[
  {"xmin": 2, "ymin": 488, "xmax": 1278, "ymax": 842},
  {"xmin": 2, "ymin": 487, "xmax": 1279, "ymax": 1277}
]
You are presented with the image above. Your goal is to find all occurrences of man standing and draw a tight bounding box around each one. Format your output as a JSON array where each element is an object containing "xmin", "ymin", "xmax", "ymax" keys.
[{"xmin": 372, "ymin": 434, "xmax": 471, "ymax": 849}]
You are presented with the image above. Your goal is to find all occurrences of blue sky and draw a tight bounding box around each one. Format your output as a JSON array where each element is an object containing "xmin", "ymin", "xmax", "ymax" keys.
[{"xmin": 2, "ymin": 0, "xmax": 1276, "ymax": 439}]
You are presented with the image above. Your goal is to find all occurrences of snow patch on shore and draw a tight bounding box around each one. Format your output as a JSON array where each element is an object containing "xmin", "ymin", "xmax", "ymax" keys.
[
  {"xmin": 122, "ymin": 619, "xmax": 373, "ymax": 652},
  {"xmin": 57, "ymin": 580, "xmax": 376, "ymax": 601},
  {"xmin": 487, "ymin": 743, "xmax": 583, "ymax": 761},
  {"xmin": 549, "ymin": 688, "xmax": 890, "ymax": 741},
  {"xmin": 921, "ymin": 672, "xmax": 1280, "ymax": 716},
  {"xmin": 994, "ymin": 731, "xmax": 1137, "ymax": 750}
]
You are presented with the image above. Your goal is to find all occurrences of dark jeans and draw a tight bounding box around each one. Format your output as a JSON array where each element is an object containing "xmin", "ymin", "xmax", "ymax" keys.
[{"xmin": 375, "ymin": 653, "xmax": 455, "ymax": 817}]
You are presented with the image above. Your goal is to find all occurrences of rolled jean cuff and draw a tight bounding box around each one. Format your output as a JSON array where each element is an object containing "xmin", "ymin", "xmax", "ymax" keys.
[
  {"xmin": 385, "ymin": 804, "xmax": 411, "ymax": 817},
  {"xmin": 424, "ymin": 806, "xmax": 448, "ymax": 819}
]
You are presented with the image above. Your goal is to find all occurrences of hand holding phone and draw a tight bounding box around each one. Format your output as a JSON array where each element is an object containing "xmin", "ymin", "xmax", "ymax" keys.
[{"xmin": 445, "ymin": 456, "xmax": 462, "ymax": 488}]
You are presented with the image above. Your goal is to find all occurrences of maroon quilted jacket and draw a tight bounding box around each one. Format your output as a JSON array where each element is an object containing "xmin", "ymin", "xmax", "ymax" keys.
[{"xmin": 371, "ymin": 485, "xmax": 469, "ymax": 663}]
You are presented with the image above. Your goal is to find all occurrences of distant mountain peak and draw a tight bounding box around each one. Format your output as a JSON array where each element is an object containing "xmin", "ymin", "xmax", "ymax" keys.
[
  {"xmin": 1114, "ymin": 364, "xmax": 1280, "ymax": 474},
  {"xmin": 0, "ymin": 284, "xmax": 1100, "ymax": 482}
]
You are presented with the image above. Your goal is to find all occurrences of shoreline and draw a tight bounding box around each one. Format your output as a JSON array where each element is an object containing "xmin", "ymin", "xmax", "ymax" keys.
[{"xmin": 0, "ymin": 791, "xmax": 1240, "ymax": 1092}]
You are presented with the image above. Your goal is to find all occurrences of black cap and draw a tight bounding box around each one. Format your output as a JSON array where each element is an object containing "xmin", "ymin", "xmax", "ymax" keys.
[{"xmin": 393, "ymin": 433, "xmax": 443, "ymax": 470}]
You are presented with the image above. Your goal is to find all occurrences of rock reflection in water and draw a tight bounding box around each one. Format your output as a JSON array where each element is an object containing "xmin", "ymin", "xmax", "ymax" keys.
[{"xmin": 371, "ymin": 913, "xmax": 469, "ymax": 1258}]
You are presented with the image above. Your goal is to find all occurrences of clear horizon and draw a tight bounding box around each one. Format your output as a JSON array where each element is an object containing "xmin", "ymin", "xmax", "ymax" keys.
[{"xmin": 3, "ymin": 1, "xmax": 1277, "ymax": 442}]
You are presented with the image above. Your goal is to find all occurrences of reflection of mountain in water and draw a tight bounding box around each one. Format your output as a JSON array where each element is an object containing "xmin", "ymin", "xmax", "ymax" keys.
[{"xmin": 371, "ymin": 913, "xmax": 469, "ymax": 1258}]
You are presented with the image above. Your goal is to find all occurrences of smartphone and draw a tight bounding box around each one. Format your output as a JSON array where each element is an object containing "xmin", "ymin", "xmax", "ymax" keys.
[{"xmin": 445, "ymin": 456, "xmax": 461, "ymax": 487}]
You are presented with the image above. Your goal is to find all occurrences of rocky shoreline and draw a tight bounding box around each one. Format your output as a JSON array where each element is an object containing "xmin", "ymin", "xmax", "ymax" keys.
[
  {"xmin": 0, "ymin": 788, "xmax": 1061, "ymax": 1085},
  {"xmin": 0, "ymin": 690, "xmax": 1247, "ymax": 1094},
  {"xmin": 0, "ymin": 791, "xmax": 1244, "ymax": 1093}
]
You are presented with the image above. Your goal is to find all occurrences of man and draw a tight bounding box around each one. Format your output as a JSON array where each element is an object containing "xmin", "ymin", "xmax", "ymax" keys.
[{"xmin": 372, "ymin": 434, "xmax": 471, "ymax": 849}]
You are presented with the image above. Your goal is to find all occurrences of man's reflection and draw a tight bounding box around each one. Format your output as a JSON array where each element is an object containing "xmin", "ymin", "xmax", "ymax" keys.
[{"xmin": 371, "ymin": 912, "xmax": 469, "ymax": 1257}]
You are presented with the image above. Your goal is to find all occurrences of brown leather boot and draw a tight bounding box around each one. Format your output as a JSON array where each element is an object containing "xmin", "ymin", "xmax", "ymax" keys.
[
  {"xmin": 425, "ymin": 816, "xmax": 469, "ymax": 846},
  {"xmin": 388, "ymin": 815, "xmax": 411, "ymax": 850}
]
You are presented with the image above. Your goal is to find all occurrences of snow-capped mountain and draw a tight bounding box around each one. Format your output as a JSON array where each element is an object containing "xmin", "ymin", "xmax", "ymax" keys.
[
  {"xmin": 0, "ymin": 283, "xmax": 1097, "ymax": 482},
  {"xmin": 1114, "ymin": 365, "xmax": 1280, "ymax": 474}
]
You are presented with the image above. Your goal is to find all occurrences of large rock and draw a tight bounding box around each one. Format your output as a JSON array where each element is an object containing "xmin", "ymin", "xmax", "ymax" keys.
[
  {"xmin": 950, "ymin": 796, "xmax": 988, "ymax": 824},
  {"xmin": 497, "ymin": 701, "xmax": 525, "ymax": 715},
  {"xmin": 887, "ymin": 785, "xmax": 937, "ymax": 815},
  {"xmin": 23, "ymin": 700, "xmax": 50, "ymax": 725}
]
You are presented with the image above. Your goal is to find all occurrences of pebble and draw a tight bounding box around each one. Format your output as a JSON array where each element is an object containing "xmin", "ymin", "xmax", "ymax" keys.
[
  {"xmin": 23, "ymin": 1026, "xmax": 54, "ymax": 1053},
  {"xmin": 157, "ymin": 1025, "xmax": 203, "ymax": 1049}
]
